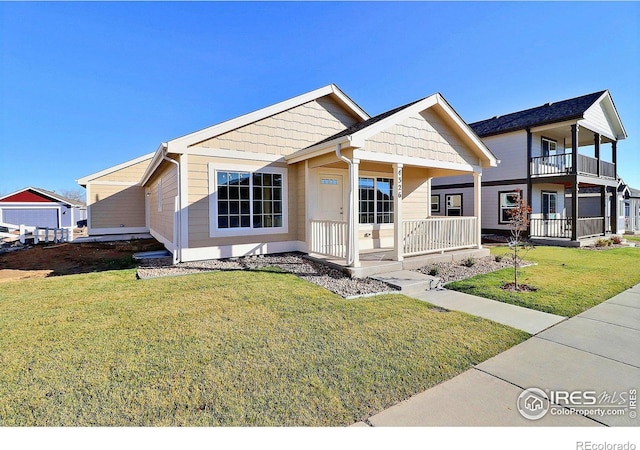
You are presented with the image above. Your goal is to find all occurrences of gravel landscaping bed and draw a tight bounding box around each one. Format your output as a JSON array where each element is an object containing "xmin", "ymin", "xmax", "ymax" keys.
[
  {"xmin": 137, "ymin": 253, "xmax": 397, "ymax": 298},
  {"xmin": 413, "ymin": 255, "xmax": 532, "ymax": 284},
  {"xmin": 137, "ymin": 252, "xmax": 533, "ymax": 298}
]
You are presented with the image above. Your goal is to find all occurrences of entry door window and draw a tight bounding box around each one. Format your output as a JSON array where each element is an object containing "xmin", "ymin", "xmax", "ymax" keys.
[{"xmin": 445, "ymin": 194, "xmax": 462, "ymax": 216}]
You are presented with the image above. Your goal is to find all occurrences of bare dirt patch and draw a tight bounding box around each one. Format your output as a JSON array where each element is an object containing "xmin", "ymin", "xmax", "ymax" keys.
[{"xmin": 0, "ymin": 239, "xmax": 165, "ymax": 282}]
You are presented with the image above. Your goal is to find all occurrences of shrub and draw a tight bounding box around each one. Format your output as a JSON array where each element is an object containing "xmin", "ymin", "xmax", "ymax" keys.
[
  {"xmin": 428, "ymin": 266, "xmax": 440, "ymax": 276},
  {"xmin": 462, "ymin": 257, "xmax": 476, "ymax": 268},
  {"xmin": 494, "ymin": 255, "xmax": 504, "ymax": 263},
  {"xmin": 595, "ymin": 238, "xmax": 611, "ymax": 248},
  {"xmin": 611, "ymin": 235, "xmax": 623, "ymax": 245}
]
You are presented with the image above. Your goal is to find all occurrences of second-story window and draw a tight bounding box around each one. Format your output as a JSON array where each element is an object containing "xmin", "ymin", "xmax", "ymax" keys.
[{"xmin": 542, "ymin": 137, "xmax": 557, "ymax": 158}]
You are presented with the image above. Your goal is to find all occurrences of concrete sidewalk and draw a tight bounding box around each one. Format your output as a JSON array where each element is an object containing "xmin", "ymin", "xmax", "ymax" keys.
[{"xmin": 355, "ymin": 284, "xmax": 640, "ymax": 426}]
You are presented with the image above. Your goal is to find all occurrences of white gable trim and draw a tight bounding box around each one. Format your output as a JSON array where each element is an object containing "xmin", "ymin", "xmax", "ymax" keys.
[
  {"xmin": 76, "ymin": 152, "xmax": 154, "ymax": 186},
  {"xmin": 0, "ymin": 187, "xmax": 83, "ymax": 206},
  {"xmin": 168, "ymin": 84, "xmax": 369, "ymax": 149},
  {"xmin": 286, "ymin": 93, "xmax": 498, "ymax": 168},
  {"xmin": 582, "ymin": 91, "xmax": 627, "ymax": 141}
]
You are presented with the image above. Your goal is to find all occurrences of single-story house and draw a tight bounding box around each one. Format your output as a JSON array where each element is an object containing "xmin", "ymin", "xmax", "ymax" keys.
[
  {"xmin": 0, "ymin": 187, "xmax": 86, "ymax": 229},
  {"xmin": 78, "ymin": 84, "xmax": 498, "ymax": 272}
]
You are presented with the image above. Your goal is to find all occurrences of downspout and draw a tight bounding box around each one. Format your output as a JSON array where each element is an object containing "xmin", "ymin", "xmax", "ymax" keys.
[
  {"xmin": 161, "ymin": 144, "xmax": 181, "ymax": 264},
  {"xmin": 335, "ymin": 143, "xmax": 354, "ymax": 265}
]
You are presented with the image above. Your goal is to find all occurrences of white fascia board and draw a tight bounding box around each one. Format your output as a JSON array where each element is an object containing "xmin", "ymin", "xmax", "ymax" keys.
[
  {"xmin": 285, "ymin": 137, "xmax": 357, "ymax": 164},
  {"xmin": 140, "ymin": 143, "xmax": 169, "ymax": 186},
  {"xmin": 530, "ymin": 119, "xmax": 579, "ymax": 134},
  {"xmin": 76, "ymin": 152, "xmax": 155, "ymax": 186},
  {"xmin": 433, "ymin": 94, "xmax": 498, "ymax": 168},
  {"xmin": 585, "ymin": 91, "xmax": 627, "ymax": 140},
  {"xmin": 167, "ymin": 84, "xmax": 370, "ymax": 149}
]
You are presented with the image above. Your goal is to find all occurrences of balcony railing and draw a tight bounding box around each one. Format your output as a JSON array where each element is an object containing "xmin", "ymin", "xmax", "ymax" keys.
[
  {"xmin": 530, "ymin": 154, "xmax": 615, "ymax": 179},
  {"xmin": 530, "ymin": 217, "xmax": 605, "ymax": 239}
]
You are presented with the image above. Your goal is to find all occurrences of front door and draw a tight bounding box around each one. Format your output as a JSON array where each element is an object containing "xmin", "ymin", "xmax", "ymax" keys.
[{"xmin": 318, "ymin": 174, "xmax": 344, "ymax": 221}]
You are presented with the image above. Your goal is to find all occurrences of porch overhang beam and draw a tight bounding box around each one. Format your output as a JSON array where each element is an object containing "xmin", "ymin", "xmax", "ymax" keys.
[
  {"xmin": 351, "ymin": 149, "xmax": 481, "ymax": 173},
  {"xmin": 285, "ymin": 136, "xmax": 364, "ymax": 165}
]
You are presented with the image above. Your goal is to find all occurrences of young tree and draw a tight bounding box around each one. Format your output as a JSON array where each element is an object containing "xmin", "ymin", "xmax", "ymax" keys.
[{"xmin": 506, "ymin": 190, "xmax": 532, "ymax": 290}]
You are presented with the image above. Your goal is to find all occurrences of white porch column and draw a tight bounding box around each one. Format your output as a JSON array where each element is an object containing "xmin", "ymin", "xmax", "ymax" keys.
[
  {"xmin": 473, "ymin": 171, "xmax": 482, "ymax": 249},
  {"xmin": 393, "ymin": 163, "xmax": 404, "ymax": 262},
  {"xmin": 304, "ymin": 160, "xmax": 310, "ymax": 253},
  {"xmin": 351, "ymin": 159, "xmax": 360, "ymax": 267},
  {"xmin": 426, "ymin": 177, "xmax": 432, "ymax": 218}
]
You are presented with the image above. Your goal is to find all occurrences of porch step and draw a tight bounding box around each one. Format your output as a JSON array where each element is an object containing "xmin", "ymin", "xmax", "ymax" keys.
[{"xmin": 371, "ymin": 270, "xmax": 442, "ymax": 295}]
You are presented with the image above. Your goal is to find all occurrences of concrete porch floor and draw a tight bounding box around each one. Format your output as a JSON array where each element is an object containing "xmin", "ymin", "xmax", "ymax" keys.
[{"xmin": 305, "ymin": 247, "xmax": 490, "ymax": 278}]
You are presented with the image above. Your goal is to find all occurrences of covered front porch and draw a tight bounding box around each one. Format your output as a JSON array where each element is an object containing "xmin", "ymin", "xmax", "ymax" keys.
[
  {"xmin": 301, "ymin": 150, "xmax": 485, "ymax": 272},
  {"xmin": 285, "ymin": 93, "xmax": 497, "ymax": 278}
]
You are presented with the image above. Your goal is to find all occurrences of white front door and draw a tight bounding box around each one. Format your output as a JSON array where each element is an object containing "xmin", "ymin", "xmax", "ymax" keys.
[{"xmin": 318, "ymin": 174, "xmax": 344, "ymax": 221}]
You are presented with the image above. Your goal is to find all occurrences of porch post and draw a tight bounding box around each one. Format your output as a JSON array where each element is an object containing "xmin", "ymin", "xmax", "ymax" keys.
[
  {"xmin": 351, "ymin": 159, "xmax": 360, "ymax": 267},
  {"xmin": 426, "ymin": 177, "xmax": 432, "ymax": 218},
  {"xmin": 571, "ymin": 124, "xmax": 579, "ymax": 241},
  {"xmin": 473, "ymin": 171, "xmax": 482, "ymax": 249},
  {"xmin": 304, "ymin": 160, "xmax": 310, "ymax": 252},
  {"xmin": 393, "ymin": 163, "xmax": 403, "ymax": 262},
  {"xmin": 600, "ymin": 185, "xmax": 607, "ymax": 235},
  {"xmin": 611, "ymin": 185, "xmax": 618, "ymax": 235},
  {"xmin": 594, "ymin": 133, "xmax": 600, "ymax": 177}
]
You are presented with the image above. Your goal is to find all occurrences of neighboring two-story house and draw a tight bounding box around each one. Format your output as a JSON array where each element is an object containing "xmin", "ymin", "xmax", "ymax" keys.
[{"xmin": 432, "ymin": 90, "xmax": 627, "ymax": 246}]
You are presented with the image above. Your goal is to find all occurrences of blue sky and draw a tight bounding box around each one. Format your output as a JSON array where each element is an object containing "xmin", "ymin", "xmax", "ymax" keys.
[{"xmin": 1, "ymin": 1, "xmax": 639, "ymax": 197}]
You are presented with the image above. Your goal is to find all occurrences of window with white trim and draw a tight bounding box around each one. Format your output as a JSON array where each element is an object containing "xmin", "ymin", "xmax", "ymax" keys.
[
  {"xmin": 542, "ymin": 137, "xmax": 558, "ymax": 157},
  {"xmin": 445, "ymin": 194, "xmax": 462, "ymax": 217},
  {"xmin": 431, "ymin": 194, "xmax": 440, "ymax": 213},
  {"xmin": 359, "ymin": 177, "xmax": 394, "ymax": 224},
  {"xmin": 210, "ymin": 164, "xmax": 287, "ymax": 236},
  {"xmin": 499, "ymin": 191, "xmax": 520, "ymax": 223}
]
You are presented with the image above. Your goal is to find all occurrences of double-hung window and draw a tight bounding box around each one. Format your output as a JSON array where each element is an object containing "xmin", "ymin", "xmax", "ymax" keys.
[
  {"xmin": 359, "ymin": 177, "xmax": 394, "ymax": 224},
  {"xmin": 499, "ymin": 191, "xmax": 520, "ymax": 223},
  {"xmin": 210, "ymin": 164, "xmax": 287, "ymax": 236}
]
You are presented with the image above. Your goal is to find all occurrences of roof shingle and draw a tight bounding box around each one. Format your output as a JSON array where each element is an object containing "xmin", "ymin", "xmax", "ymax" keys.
[{"xmin": 469, "ymin": 91, "xmax": 607, "ymax": 137}]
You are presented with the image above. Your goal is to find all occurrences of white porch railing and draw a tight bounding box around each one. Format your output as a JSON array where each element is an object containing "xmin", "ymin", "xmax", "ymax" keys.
[
  {"xmin": 310, "ymin": 220, "xmax": 347, "ymax": 259},
  {"xmin": 403, "ymin": 217, "xmax": 478, "ymax": 256}
]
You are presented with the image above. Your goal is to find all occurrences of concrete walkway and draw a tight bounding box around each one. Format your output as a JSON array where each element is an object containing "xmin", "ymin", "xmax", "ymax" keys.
[{"xmin": 354, "ymin": 284, "xmax": 640, "ymax": 426}]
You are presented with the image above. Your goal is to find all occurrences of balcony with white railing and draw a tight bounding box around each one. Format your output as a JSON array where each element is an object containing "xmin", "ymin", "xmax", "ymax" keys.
[{"xmin": 530, "ymin": 154, "xmax": 615, "ymax": 179}]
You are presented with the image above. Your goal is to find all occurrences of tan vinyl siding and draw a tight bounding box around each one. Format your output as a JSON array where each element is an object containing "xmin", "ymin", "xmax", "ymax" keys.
[
  {"xmin": 89, "ymin": 184, "xmax": 146, "ymax": 229},
  {"xmin": 191, "ymin": 97, "xmax": 359, "ymax": 156},
  {"xmin": 364, "ymin": 109, "xmax": 477, "ymax": 166},
  {"xmin": 93, "ymin": 159, "xmax": 151, "ymax": 183},
  {"xmin": 148, "ymin": 164, "xmax": 178, "ymax": 243},
  {"xmin": 186, "ymin": 155, "xmax": 298, "ymax": 249},
  {"xmin": 402, "ymin": 167, "xmax": 429, "ymax": 220}
]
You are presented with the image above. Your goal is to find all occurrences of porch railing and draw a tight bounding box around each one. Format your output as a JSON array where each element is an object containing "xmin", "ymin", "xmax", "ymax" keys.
[
  {"xmin": 530, "ymin": 217, "xmax": 605, "ymax": 239},
  {"xmin": 403, "ymin": 217, "xmax": 477, "ymax": 257},
  {"xmin": 530, "ymin": 154, "xmax": 615, "ymax": 179},
  {"xmin": 530, "ymin": 218, "xmax": 572, "ymax": 238},
  {"xmin": 310, "ymin": 220, "xmax": 347, "ymax": 259},
  {"xmin": 577, "ymin": 217, "xmax": 605, "ymax": 238}
]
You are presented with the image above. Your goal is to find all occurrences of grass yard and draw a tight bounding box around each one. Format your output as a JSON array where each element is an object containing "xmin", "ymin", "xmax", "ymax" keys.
[
  {"xmin": 626, "ymin": 235, "xmax": 640, "ymax": 243},
  {"xmin": 0, "ymin": 269, "xmax": 528, "ymax": 426},
  {"xmin": 447, "ymin": 245, "xmax": 640, "ymax": 317}
]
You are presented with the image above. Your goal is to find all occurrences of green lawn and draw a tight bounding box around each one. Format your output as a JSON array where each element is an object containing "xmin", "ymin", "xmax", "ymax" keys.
[
  {"xmin": 447, "ymin": 245, "xmax": 640, "ymax": 317},
  {"xmin": 626, "ymin": 235, "xmax": 640, "ymax": 243},
  {"xmin": 0, "ymin": 269, "xmax": 528, "ymax": 426}
]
